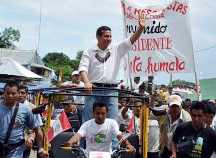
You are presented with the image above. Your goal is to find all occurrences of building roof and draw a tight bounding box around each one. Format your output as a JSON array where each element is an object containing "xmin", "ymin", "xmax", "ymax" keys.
[
  {"xmin": 0, "ymin": 48, "xmax": 44, "ymax": 66},
  {"xmin": 0, "ymin": 57, "xmax": 42, "ymax": 79}
]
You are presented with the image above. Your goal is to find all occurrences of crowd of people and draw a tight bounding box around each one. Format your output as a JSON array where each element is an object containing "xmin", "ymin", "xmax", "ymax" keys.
[
  {"xmin": 1, "ymin": 12, "xmax": 216, "ymax": 158},
  {"xmin": 0, "ymin": 82, "xmax": 48, "ymax": 158},
  {"xmin": 1, "ymin": 78, "xmax": 216, "ymax": 158}
]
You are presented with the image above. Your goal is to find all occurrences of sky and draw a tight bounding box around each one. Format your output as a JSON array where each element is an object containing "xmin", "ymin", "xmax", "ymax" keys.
[{"xmin": 0, "ymin": 0, "xmax": 215, "ymax": 84}]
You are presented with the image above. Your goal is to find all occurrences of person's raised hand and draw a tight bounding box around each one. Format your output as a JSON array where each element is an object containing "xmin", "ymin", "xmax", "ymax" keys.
[{"xmin": 138, "ymin": 12, "xmax": 145, "ymax": 28}]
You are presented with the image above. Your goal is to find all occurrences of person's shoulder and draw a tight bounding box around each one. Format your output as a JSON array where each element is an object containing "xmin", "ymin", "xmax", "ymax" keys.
[
  {"xmin": 0, "ymin": 101, "xmax": 5, "ymax": 109},
  {"xmin": 181, "ymin": 109, "xmax": 192, "ymax": 121},
  {"xmin": 23, "ymin": 100, "xmax": 35, "ymax": 109},
  {"xmin": 84, "ymin": 119, "xmax": 95, "ymax": 125},
  {"xmin": 204, "ymin": 127, "xmax": 216, "ymax": 137},
  {"xmin": 178, "ymin": 121, "xmax": 192, "ymax": 129},
  {"xmin": 19, "ymin": 102, "xmax": 28, "ymax": 109},
  {"xmin": 85, "ymin": 46, "xmax": 98, "ymax": 53},
  {"xmin": 106, "ymin": 118, "xmax": 118, "ymax": 124},
  {"xmin": 79, "ymin": 81, "xmax": 84, "ymax": 87},
  {"xmin": 19, "ymin": 103, "xmax": 32, "ymax": 112}
]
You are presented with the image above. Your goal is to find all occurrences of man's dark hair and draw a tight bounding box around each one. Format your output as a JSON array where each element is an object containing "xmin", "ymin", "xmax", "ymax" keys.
[
  {"xmin": 4, "ymin": 81, "xmax": 19, "ymax": 91},
  {"xmin": 96, "ymin": 26, "xmax": 111, "ymax": 36},
  {"xmin": 190, "ymin": 101, "xmax": 205, "ymax": 112},
  {"xmin": 139, "ymin": 82, "xmax": 146, "ymax": 91},
  {"xmin": 93, "ymin": 102, "xmax": 108, "ymax": 112},
  {"xmin": 185, "ymin": 98, "xmax": 191, "ymax": 102},
  {"xmin": 204, "ymin": 102, "xmax": 216, "ymax": 115},
  {"xmin": 18, "ymin": 84, "xmax": 28, "ymax": 93}
]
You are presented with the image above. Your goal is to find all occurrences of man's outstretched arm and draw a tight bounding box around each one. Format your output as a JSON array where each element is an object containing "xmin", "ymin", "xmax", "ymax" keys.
[{"xmin": 130, "ymin": 13, "xmax": 145, "ymax": 44}]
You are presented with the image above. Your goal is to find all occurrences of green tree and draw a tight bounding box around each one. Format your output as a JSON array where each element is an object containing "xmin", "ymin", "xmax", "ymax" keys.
[
  {"xmin": 0, "ymin": 27, "xmax": 21, "ymax": 49},
  {"xmin": 70, "ymin": 50, "xmax": 83, "ymax": 70},
  {"xmin": 42, "ymin": 52, "xmax": 72, "ymax": 80},
  {"xmin": 42, "ymin": 51, "xmax": 84, "ymax": 80},
  {"xmin": 76, "ymin": 50, "xmax": 83, "ymax": 60}
]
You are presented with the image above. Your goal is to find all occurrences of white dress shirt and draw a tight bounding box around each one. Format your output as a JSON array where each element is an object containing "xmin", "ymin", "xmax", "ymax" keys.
[{"xmin": 79, "ymin": 38, "xmax": 132, "ymax": 84}]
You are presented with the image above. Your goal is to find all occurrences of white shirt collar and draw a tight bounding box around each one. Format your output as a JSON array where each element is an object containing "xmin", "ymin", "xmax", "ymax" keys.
[
  {"xmin": 169, "ymin": 109, "xmax": 184, "ymax": 126},
  {"xmin": 92, "ymin": 44, "xmax": 111, "ymax": 52}
]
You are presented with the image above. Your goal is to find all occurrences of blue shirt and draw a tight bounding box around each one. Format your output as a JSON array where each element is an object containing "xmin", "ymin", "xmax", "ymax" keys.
[{"xmin": 0, "ymin": 102, "xmax": 43, "ymax": 158}]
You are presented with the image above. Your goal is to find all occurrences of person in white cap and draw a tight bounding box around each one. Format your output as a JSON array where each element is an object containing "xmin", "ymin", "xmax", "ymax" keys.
[
  {"xmin": 61, "ymin": 70, "xmax": 84, "ymax": 88},
  {"xmin": 61, "ymin": 70, "xmax": 85, "ymax": 105},
  {"xmin": 160, "ymin": 94, "xmax": 192, "ymax": 158}
]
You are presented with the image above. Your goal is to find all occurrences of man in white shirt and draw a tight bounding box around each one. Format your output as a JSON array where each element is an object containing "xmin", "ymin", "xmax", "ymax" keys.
[
  {"xmin": 79, "ymin": 13, "xmax": 146, "ymax": 122},
  {"xmin": 160, "ymin": 94, "xmax": 191, "ymax": 158},
  {"xmin": 133, "ymin": 77, "xmax": 141, "ymax": 92},
  {"xmin": 61, "ymin": 70, "xmax": 84, "ymax": 88},
  {"xmin": 61, "ymin": 70, "xmax": 85, "ymax": 105},
  {"xmin": 117, "ymin": 97, "xmax": 132, "ymax": 132},
  {"xmin": 63, "ymin": 102, "xmax": 135, "ymax": 157}
]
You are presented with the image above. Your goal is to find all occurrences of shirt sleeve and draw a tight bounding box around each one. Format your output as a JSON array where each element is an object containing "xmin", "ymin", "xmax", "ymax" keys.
[
  {"xmin": 26, "ymin": 109, "xmax": 43, "ymax": 129},
  {"xmin": 111, "ymin": 119, "xmax": 121, "ymax": 136},
  {"xmin": 116, "ymin": 38, "xmax": 133, "ymax": 58},
  {"xmin": 78, "ymin": 50, "xmax": 90, "ymax": 73},
  {"xmin": 78, "ymin": 121, "xmax": 88, "ymax": 137},
  {"xmin": 172, "ymin": 125, "xmax": 182, "ymax": 144}
]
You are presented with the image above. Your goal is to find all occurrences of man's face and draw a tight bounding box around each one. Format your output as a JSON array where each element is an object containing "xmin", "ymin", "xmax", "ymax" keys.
[
  {"xmin": 71, "ymin": 74, "xmax": 80, "ymax": 83},
  {"xmin": 191, "ymin": 109, "xmax": 205, "ymax": 129},
  {"xmin": 4, "ymin": 86, "xmax": 19, "ymax": 106},
  {"xmin": 204, "ymin": 113, "xmax": 215, "ymax": 127},
  {"xmin": 64, "ymin": 103, "xmax": 76, "ymax": 113},
  {"xmin": 120, "ymin": 98, "xmax": 127, "ymax": 107},
  {"xmin": 134, "ymin": 77, "xmax": 140, "ymax": 84},
  {"xmin": 97, "ymin": 31, "xmax": 112, "ymax": 49},
  {"xmin": 18, "ymin": 89, "xmax": 27, "ymax": 103},
  {"xmin": 169, "ymin": 104, "xmax": 181, "ymax": 121},
  {"xmin": 93, "ymin": 107, "xmax": 107, "ymax": 124}
]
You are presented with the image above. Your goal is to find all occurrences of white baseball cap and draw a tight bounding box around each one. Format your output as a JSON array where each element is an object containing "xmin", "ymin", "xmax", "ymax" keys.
[
  {"xmin": 71, "ymin": 70, "xmax": 79, "ymax": 76},
  {"xmin": 168, "ymin": 94, "xmax": 182, "ymax": 107}
]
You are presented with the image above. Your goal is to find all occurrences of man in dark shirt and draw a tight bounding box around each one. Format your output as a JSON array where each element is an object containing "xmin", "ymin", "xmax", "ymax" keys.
[
  {"xmin": 170, "ymin": 101, "xmax": 216, "ymax": 158},
  {"xmin": 63, "ymin": 99, "xmax": 82, "ymax": 132}
]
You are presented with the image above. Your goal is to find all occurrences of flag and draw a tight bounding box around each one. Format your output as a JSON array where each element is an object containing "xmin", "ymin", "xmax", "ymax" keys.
[
  {"xmin": 47, "ymin": 111, "xmax": 71, "ymax": 142},
  {"xmin": 127, "ymin": 113, "xmax": 135, "ymax": 133}
]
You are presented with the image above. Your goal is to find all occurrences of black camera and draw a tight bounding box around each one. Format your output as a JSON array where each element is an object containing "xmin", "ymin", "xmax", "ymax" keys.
[{"xmin": 147, "ymin": 76, "xmax": 154, "ymax": 95}]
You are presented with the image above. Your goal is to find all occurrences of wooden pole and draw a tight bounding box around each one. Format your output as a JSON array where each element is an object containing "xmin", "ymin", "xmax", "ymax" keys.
[
  {"xmin": 34, "ymin": 92, "xmax": 41, "ymax": 106},
  {"xmin": 43, "ymin": 103, "xmax": 52, "ymax": 152},
  {"xmin": 140, "ymin": 102, "xmax": 149, "ymax": 158}
]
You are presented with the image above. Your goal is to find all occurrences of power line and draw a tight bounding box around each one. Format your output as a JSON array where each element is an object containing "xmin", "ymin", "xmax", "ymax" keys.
[
  {"xmin": 37, "ymin": 0, "xmax": 42, "ymax": 52},
  {"xmin": 195, "ymin": 44, "xmax": 216, "ymax": 52}
]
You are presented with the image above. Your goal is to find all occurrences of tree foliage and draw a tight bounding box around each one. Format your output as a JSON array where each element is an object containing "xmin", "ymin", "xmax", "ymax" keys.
[
  {"xmin": 42, "ymin": 51, "xmax": 83, "ymax": 80},
  {"xmin": 0, "ymin": 27, "xmax": 21, "ymax": 49},
  {"xmin": 76, "ymin": 50, "xmax": 83, "ymax": 60}
]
